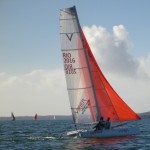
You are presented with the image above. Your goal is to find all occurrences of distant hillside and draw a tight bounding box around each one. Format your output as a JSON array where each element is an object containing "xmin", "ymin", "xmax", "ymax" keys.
[
  {"xmin": 138, "ymin": 111, "xmax": 150, "ymax": 119},
  {"xmin": 0, "ymin": 112, "xmax": 149, "ymax": 121}
]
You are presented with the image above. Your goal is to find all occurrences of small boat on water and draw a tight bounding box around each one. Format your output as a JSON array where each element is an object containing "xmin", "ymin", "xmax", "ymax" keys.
[
  {"xmin": 59, "ymin": 6, "xmax": 141, "ymax": 138},
  {"xmin": 11, "ymin": 112, "xmax": 15, "ymax": 121},
  {"xmin": 34, "ymin": 113, "xmax": 37, "ymax": 120}
]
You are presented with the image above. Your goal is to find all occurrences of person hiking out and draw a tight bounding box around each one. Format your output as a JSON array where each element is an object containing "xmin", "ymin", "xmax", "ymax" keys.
[{"xmin": 105, "ymin": 117, "xmax": 111, "ymax": 129}]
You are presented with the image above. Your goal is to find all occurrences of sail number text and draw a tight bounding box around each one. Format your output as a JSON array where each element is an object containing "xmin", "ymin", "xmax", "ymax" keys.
[{"xmin": 63, "ymin": 53, "xmax": 76, "ymax": 74}]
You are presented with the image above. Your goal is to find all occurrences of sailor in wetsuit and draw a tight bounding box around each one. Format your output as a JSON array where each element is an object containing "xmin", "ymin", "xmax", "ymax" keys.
[{"xmin": 93, "ymin": 116, "xmax": 105, "ymax": 131}]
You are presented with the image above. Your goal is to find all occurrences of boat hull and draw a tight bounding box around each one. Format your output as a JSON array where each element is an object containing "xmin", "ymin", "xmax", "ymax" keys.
[
  {"xmin": 67, "ymin": 130, "xmax": 85, "ymax": 137},
  {"xmin": 79, "ymin": 127, "xmax": 140, "ymax": 138}
]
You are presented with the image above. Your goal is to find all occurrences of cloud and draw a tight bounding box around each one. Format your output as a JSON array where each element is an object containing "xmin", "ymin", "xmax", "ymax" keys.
[
  {"xmin": 83, "ymin": 25, "xmax": 143, "ymax": 78},
  {"xmin": 0, "ymin": 70, "xmax": 70, "ymax": 116}
]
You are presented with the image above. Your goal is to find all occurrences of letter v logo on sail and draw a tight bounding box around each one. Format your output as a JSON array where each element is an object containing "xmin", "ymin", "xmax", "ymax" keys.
[{"xmin": 66, "ymin": 33, "xmax": 73, "ymax": 41}]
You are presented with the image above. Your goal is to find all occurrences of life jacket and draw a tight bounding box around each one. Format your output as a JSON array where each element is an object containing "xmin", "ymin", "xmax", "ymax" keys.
[{"xmin": 97, "ymin": 120, "xmax": 105, "ymax": 129}]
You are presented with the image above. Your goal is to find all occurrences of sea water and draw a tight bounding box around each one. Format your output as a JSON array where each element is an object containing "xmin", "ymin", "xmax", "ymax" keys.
[{"xmin": 0, "ymin": 118, "xmax": 150, "ymax": 150}]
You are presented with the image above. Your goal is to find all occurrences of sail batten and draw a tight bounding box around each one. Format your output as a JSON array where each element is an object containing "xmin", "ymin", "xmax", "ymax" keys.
[
  {"xmin": 60, "ymin": 6, "xmax": 140, "ymax": 125},
  {"xmin": 62, "ymin": 48, "xmax": 83, "ymax": 51},
  {"xmin": 68, "ymin": 86, "xmax": 93, "ymax": 90}
]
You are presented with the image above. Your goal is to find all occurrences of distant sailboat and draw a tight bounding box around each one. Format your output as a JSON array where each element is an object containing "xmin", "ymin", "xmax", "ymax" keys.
[
  {"xmin": 53, "ymin": 115, "xmax": 56, "ymax": 120},
  {"xmin": 34, "ymin": 113, "xmax": 38, "ymax": 120},
  {"xmin": 11, "ymin": 112, "xmax": 15, "ymax": 121},
  {"xmin": 60, "ymin": 6, "xmax": 141, "ymax": 138}
]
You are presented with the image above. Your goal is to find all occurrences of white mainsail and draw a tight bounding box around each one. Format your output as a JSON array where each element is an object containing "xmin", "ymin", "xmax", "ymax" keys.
[{"xmin": 60, "ymin": 7, "xmax": 99, "ymax": 124}]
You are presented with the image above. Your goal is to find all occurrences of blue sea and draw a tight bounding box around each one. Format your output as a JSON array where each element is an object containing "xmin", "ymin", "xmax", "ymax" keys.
[{"xmin": 0, "ymin": 118, "xmax": 150, "ymax": 150}]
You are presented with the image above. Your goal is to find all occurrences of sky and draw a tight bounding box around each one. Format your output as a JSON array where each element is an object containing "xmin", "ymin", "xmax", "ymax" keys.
[{"xmin": 0, "ymin": 0, "xmax": 150, "ymax": 117}]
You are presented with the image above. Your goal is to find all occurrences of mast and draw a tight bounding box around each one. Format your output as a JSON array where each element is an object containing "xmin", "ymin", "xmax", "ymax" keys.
[{"xmin": 73, "ymin": 6, "xmax": 101, "ymax": 121}]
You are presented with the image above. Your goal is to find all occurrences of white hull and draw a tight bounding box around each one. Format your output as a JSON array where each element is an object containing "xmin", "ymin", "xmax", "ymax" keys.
[
  {"xmin": 67, "ymin": 130, "xmax": 86, "ymax": 137},
  {"xmin": 79, "ymin": 127, "xmax": 140, "ymax": 138}
]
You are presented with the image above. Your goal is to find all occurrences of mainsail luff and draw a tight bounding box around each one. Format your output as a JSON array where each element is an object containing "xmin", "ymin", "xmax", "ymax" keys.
[{"xmin": 73, "ymin": 6, "xmax": 101, "ymax": 122}]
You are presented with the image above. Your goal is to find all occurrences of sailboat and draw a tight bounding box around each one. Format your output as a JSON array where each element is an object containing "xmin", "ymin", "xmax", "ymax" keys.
[
  {"xmin": 60, "ymin": 6, "xmax": 140, "ymax": 138},
  {"xmin": 34, "ymin": 113, "xmax": 38, "ymax": 120},
  {"xmin": 53, "ymin": 115, "xmax": 56, "ymax": 120},
  {"xmin": 11, "ymin": 112, "xmax": 15, "ymax": 121}
]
